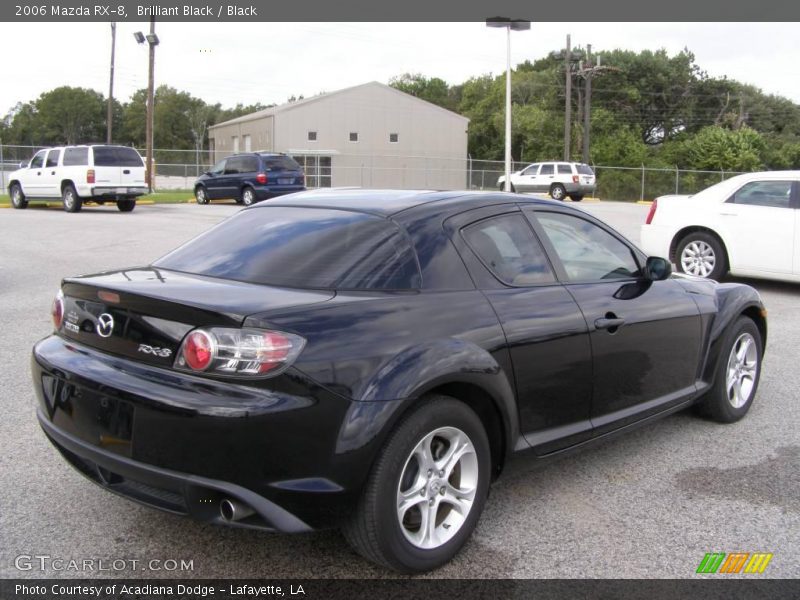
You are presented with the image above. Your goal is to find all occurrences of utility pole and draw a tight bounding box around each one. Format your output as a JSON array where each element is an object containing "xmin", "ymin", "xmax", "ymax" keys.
[
  {"xmin": 146, "ymin": 17, "xmax": 156, "ymax": 192},
  {"xmin": 582, "ymin": 44, "xmax": 592, "ymax": 164},
  {"xmin": 107, "ymin": 22, "xmax": 116, "ymax": 144},
  {"xmin": 563, "ymin": 34, "xmax": 571, "ymax": 161}
]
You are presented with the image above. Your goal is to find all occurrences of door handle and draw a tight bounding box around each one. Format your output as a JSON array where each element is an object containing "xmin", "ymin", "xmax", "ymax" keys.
[
  {"xmin": 123, "ymin": 169, "xmax": 130, "ymax": 174},
  {"xmin": 51, "ymin": 171, "xmax": 56, "ymax": 175},
  {"xmin": 719, "ymin": 212, "xmax": 737, "ymax": 216},
  {"xmin": 595, "ymin": 316, "xmax": 625, "ymax": 331}
]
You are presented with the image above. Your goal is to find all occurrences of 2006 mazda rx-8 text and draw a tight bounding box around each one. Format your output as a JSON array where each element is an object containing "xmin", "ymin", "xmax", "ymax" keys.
[{"xmin": 32, "ymin": 189, "xmax": 766, "ymax": 572}]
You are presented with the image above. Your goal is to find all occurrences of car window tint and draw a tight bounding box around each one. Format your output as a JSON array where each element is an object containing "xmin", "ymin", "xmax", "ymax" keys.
[
  {"xmin": 728, "ymin": 181, "xmax": 793, "ymax": 209},
  {"xmin": 462, "ymin": 214, "xmax": 555, "ymax": 286},
  {"xmin": 539, "ymin": 164, "xmax": 554, "ymax": 175},
  {"xmin": 225, "ymin": 157, "xmax": 244, "ymax": 174},
  {"xmin": 262, "ymin": 156, "xmax": 301, "ymax": 171},
  {"xmin": 557, "ymin": 164, "xmax": 572, "ymax": 174},
  {"xmin": 536, "ymin": 212, "xmax": 641, "ymax": 281},
  {"xmin": 30, "ymin": 150, "xmax": 46, "ymax": 169},
  {"xmin": 63, "ymin": 147, "xmax": 89, "ymax": 166},
  {"xmin": 210, "ymin": 159, "xmax": 226, "ymax": 174},
  {"xmin": 154, "ymin": 207, "xmax": 421, "ymax": 290},
  {"xmin": 45, "ymin": 149, "xmax": 61, "ymax": 168},
  {"xmin": 240, "ymin": 156, "xmax": 259, "ymax": 172},
  {"xmin": 93, "ymin": 146, "xmax": 144, "ymax": 167},
  {"xmin": 576, "ymin": 164, "xmax": 594, "ymax": 176}
]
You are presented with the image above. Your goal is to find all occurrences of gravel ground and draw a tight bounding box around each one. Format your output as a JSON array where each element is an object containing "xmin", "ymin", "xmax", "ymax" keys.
[{"xmin": 0, "ymin": 199, "xmax": 797, "ymax": 579}]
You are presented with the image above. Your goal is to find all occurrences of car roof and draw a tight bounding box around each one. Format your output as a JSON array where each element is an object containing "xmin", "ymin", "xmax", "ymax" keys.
[{"xmin": 251, "ymin": 188, "xmax": 568, "ymax": 217}]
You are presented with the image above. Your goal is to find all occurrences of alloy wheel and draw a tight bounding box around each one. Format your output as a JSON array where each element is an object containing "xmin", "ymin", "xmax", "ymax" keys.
[
  {"xmin": 680, "ymin": 240, "xmax": 716, "ymax": 277},
  {"xmin": 725, "ymin": 332, "xmax": 758, "ymax": 408}
]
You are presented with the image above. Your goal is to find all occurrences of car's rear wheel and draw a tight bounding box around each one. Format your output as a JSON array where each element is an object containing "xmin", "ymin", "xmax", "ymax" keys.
[
  {"xmin": 676, "ymin": 232, "xmax": 727, "ymax": 280},
  {"xmin": 195, "ymin": 186, "xmax": 209, "ymax": 205},
  {"xmin": 62, "ymin": 184, "xmax": 82, "ymax": 213},
  {"xmin": 569, "ymin": 195, "xmax": 583, "ymax": 202},
  {"xmin": 343, "ymin": 395, "xmax": 490, "ymax": 573},
  {"xmin": 10, "ymin": 184, "xmax": 27, "ymax": 209},
  {"xmin": 117, "ymin": 198, "xmax": 136, "ymax": 212},
  {"xmin": 549, "ymin": 183, "xmax": 566, "ymax": 201},
  {"xmin": 241, "ymin": 186, "xmax": 257, "ymax": 206},
  {"xmin": 695, "ymin": 316, "xmax": 762, "ymax": 423}
]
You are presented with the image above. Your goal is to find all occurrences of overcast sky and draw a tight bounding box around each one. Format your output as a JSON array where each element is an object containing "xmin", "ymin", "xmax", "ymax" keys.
[{"xmin": 2, "ymin": 22, "xmax": 799, "ymax": 116}]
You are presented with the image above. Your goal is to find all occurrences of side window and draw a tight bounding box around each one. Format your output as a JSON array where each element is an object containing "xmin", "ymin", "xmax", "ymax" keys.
[
  {"xmin": 557, "ymin": 163, "xmax": 572, "ymax": 175},
  {"xmin": 45, "ymin": 149, "xmax": 61, "ymax": 168},
  {"xmin": 225, "ymin": 157, "xmax": 244, "ymax": 174},
  {"xmin": 242, "ymin": 156, "xmax": 259, "ymax": 172},
  {"xmin": 63, "ymin": 147, "xmax": 89, "ymax": 166},
  {"xmin": 522, "ymin": 164, "xmax": 540, "ymax": 175},
  {"xmin": 30, "ymin": 150, "xmax": 47, "ymax": 169},
  {"xmin": 539, "ymin": 164, "xmax": 554, "ymax": 176},
  {"xmin": 462, "ymin": 214, "xmax": 555, "ymax": 286},
  {"xmin": 536, "ymin": 212, "xmax": 641, "ymax": 281},
  {"xmin": 210, "ymin": 159, "xmax": 226, "ymax": 175},
  {"xmin": 727, "ymin": 181, "xmax": 793, "ymax": 209}
]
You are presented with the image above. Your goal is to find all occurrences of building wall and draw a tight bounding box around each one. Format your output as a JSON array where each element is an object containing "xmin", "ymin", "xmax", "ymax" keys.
[
  {"xmin": 209, "ymin": 83, "xmax": 469, "ymax": 190},
  {"xmin": 209, "ymin": 116, "xmax": 274, "ymax": 162}
]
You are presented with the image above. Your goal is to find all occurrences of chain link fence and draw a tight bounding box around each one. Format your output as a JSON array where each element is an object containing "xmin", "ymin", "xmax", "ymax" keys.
[{"xmin": 2, "ymin": 144, "xmax": 748, "ymax": 201}]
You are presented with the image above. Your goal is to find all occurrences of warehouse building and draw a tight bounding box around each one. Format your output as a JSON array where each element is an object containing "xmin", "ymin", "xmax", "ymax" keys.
[{"xmin": 208, "ymin": 81, "xmax": 469, "ymax": 190}]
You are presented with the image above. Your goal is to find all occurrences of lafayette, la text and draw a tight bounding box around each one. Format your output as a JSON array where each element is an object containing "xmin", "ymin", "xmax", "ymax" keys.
[
  {"xmin": 16, "ymin": 584, "xmax": 305, "ymax": 597},
  {"xmin": 138, "ymin": 4, "xmax": 258, "ymax": 16}
]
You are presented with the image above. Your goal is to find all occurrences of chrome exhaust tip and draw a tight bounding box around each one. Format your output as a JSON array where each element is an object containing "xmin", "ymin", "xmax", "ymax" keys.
[{"xmin": 220, "ymin": 498, "xmax": 256, "ymax": 522}]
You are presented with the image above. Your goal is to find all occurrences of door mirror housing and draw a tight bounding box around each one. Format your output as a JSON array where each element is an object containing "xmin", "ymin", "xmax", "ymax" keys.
[
  {"xmin": 19, "ymin": 161, "xmax": 28, "ymax": 169},
  {"xmin": 644, "ymin": 256, "xmax": 672, "ymax": 281}
]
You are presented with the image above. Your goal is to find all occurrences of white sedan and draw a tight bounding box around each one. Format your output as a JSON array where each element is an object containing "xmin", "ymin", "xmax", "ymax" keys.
[{"xmin": 640, "ymin": 171, "xmax": 800, "ymax": 283}]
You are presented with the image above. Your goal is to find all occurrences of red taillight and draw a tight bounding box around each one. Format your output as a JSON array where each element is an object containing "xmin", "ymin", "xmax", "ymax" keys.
[
  {"xmin": 51, "ymin": 290, "xmax": 64, "ymax": 330},
  {"xmin": 645, "ymin": 198, "xmax": 658, "ymax": 225},
  {"xmin": 257, "ymin": 332, "xmax": 291, "ymax": 373},
  {"xmin": 87, "ymin": 169, "xmax": 95, "ymax": 184},
  {"xmin": 572, "ymin": 175, "xmax": 579, "ymax": 184},
  {"xmin": 256, "ymin": 173, "xmax": 268, "ymax": 185},
  {"xmin": 183, "ymin": 330, "xmax": 214, "ymax": 371}
]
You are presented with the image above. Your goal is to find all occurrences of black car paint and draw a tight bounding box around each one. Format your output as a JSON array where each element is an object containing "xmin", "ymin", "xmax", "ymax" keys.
[{"xmin": 31, "ymin": 190, "xmax": 766, "ymax": 533}]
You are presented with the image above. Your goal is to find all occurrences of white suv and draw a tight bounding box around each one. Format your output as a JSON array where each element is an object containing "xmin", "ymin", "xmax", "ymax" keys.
[
  {"xmin": 7, "ymin": 145, "xmax": 148, "ymax": 212},
  {"xmin": 498, "ymin": 161, "xmax": 596, "ymax": 201}
]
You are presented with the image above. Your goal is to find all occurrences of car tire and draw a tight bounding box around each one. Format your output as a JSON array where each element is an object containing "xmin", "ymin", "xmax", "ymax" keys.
[
  {"xmin": 549, "ymin": 183, "xmax": 567, "ymax": 201},
  {"xmin": 10, "ymin": 184, "xmax": 28, "ymax": 209},
  {"xmin": 675, "ymin": 232, "xmax": 727, "ymax": 280},
  {"xmin": 62, "ymin": 184, "xmax": 82, "ymax": 213},
  {"xmin": 195, "ymin": 186, "xmax": 209, "ymax": 205},
  {"xmin": 569, "ymin": 195, "xmax": 584, "ymax": 202},
  {"xmin": 117, "ymin": 198, "xmax": 136, "ymax": 212},
  {"xmin": 342, "ymin": 395, "xmax": 491, "ymax": 573},
  {"xmin": 241, "ymin": 186, "xmax": 257, "ymax": 206},
  {"xmin": 695, "ymin": 316, "xmax": 762, "ymax": 423}
]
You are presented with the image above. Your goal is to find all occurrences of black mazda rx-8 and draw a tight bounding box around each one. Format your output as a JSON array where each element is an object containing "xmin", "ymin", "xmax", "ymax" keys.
[{"xmin": 32, "ymin": 189, "xmax": 766, "ymax": 572}]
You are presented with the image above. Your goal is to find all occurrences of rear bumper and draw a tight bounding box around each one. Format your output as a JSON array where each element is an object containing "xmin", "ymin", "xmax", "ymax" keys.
[
  {"xmin": 640, "ymin": 224, "xmax": 676, "ymax": 260},
  {"xmin": 255, "ymin": 185, "xmax": 306, "ymax": 200},
  {"xmin": 564, "ymin": 183, "xmax": 596, "ymax": 195},
  {"xmin": 91, "ymin": 186, "xmax": 148, "ymax": 197},
  {"xmin": 31, "ymin": 335, "xmax": 392, "ymax": 530}
]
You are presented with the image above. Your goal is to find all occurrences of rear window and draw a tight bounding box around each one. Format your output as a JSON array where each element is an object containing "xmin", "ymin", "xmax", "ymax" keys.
[
  {"xmin": 154, "ymin": 207, "xmax": 421, "ymax": 290},
  {"xmin": 576, "ymin": 164, "xmax": 594, "ymax": 176},
  {"xmin": 92, "ymin": 146, "xmax": 144, "ymax": 167},
  {"xmin": 262, "ymin": 155, "xmax": 301, "ymax": 171}
]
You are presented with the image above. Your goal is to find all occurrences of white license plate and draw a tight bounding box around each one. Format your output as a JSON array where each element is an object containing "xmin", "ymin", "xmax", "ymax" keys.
[
  {"xmin": 278, "ymin": 178, "xmax": 292, "ymax": 185},
  {"xmin": 116, "ymin": 187, "xmax": 127, "ymax": 193}
]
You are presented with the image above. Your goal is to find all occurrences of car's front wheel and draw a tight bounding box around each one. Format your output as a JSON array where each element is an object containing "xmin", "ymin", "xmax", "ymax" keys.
[
  {"xmin": 241, "ymin": 186, "xmax": 257, "ymax": 206},
  {"xmin": 696, "ymin": 316, "xmax": 762, "ymax": 423},
  {"xmin": 550, "ymin": 183, "xmax": 566, "ymax": 201},
  {"xmin": 10, "ymin": 184, "xmax": 28, "ymax": 209},
  {"xmin": 343, "ymin": 395, "xmax": 490, "ymax": 573},
  {"xmin": 62, "ymin": 184, "xmax": 82, "ymax": 213},
  {"xmin": 676, "ymin": 232, "xmax": 727, "ymax": 280},
  {"xmin": 195, "ymin": 186, "xmax": 209, "ymax": 205}
]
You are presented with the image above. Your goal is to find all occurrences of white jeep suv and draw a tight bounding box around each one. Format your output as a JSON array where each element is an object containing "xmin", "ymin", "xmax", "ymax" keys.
[
  {"xmin": 7, "ymin": 145, "xmax": 148, "ymax": 212},
  {"xmin": 498, "ymin": 161, "xmax": 596, "ymax": 201}
]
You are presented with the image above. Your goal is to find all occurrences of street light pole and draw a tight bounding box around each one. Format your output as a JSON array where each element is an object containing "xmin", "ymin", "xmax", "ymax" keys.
[
  {"xmin": 107, "ymin": 22, "xmax": 116, "ymax": 144},
  {"xmin": 135, "ymin": 18, "xmax": 159, "ymax": 193},
  {"xmin": 486, "ymin": 17, "xmax": 530, "ymax": 192}
]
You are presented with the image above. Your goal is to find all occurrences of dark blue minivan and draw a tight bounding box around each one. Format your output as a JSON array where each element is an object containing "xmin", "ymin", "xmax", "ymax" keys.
[{"xmin": 194, "ymin": 153, "xmax": 306, "ymax": 206}]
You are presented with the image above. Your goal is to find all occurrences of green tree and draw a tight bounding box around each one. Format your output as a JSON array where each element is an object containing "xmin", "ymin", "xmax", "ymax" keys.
[{"xmin": 35, "ymin": 86, "xmax": 106, "ymax": 145}]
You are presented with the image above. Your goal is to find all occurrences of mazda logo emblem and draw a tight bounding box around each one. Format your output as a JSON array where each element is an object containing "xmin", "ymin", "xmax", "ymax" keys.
[{"xmin": 96, "ymin": 313, "xmax": 115, "ymax": 338}]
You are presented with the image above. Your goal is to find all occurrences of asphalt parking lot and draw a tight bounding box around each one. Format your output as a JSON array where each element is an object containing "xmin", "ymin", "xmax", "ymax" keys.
[{"xmin": 0, "ymin": 199, "xmax": 797, "ymax": 579}]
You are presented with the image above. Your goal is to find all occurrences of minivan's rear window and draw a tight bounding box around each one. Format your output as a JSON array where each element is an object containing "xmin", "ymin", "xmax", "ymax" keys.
[
  {"xmin": 262, "ymin": 156, "xmax": 301, "ymax": 171},
  {"xmin": 93, "ymin": 146, "xmax": 144, "ymax": 167},
  {"xmin": 576, "ymin": 164, "xmax": 594, "ymax": 176},
  {"xmin": 154, "ymin": 207, "xmax": 421, "ymax": 290}
]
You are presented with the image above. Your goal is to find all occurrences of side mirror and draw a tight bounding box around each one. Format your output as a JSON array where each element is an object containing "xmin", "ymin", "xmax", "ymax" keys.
[
  {"xmin": 19, "ymin": 161, "xmax": 27, "ymax": 169},
  {"xmin": 644, "ymin": 256, "xmax": 672, "ymax": 281}
]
